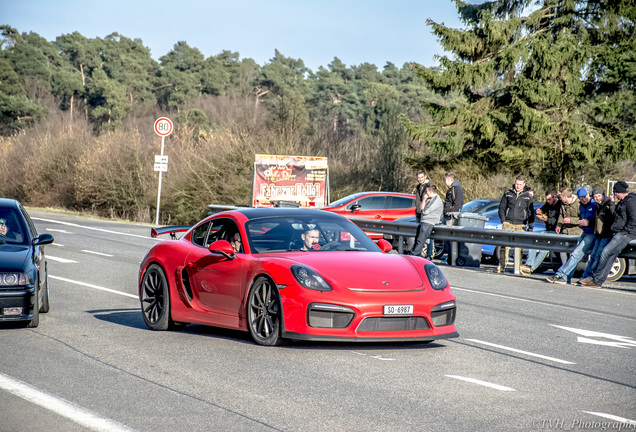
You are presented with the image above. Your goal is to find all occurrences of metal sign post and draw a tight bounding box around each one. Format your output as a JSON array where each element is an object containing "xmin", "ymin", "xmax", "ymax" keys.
[{"xmin": 154, "ymin": 117, "xmax": 173, "ymax": 225}]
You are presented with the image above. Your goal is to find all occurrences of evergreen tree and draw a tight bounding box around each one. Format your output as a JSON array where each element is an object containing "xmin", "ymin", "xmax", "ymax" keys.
[
  {"xmin": 403, "ymin": 0, "xmax": 636, "ymax": 187},
  {"xmin": 156, "ymin": 41, "xmax": 204, "ymax": 109}
]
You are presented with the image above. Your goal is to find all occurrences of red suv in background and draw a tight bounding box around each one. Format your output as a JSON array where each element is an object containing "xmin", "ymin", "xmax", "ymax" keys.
[{"xmin": 321, "ymin": 192, "xmax": 416, "ymax": 238}]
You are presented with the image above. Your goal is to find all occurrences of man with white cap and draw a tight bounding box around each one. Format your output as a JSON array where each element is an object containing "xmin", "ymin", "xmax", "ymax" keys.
[
  {"xmin": 581, "ymin": 181, "xmax": 636, "ymax": 288},
  {"xmin": 546, "ymin": 187, "xmax": 597, "ymax": 284}
]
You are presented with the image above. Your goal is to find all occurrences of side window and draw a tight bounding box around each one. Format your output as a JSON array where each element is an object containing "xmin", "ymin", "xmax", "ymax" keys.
[
  {"xmin": 207, "ymin": 219, "xmax": 240, "ymax": 247},
  {"xmin": 387, "ymin": 196, "xmax": 415, "ymax": 209},
  {"xmin": 353, "ymin": 196, "xmax": 386, "ymax": 210},
  {"xmin": 191, "ymin": 222, "xmax": 211, "ymax": 247}
]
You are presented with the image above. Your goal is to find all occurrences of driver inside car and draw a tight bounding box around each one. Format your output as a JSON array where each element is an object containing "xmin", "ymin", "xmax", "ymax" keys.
[
  {"xmin": 0, "ymin": 216, "xmax": 22, "ymax": 243},
  {"xmin": 301, "ymin": 228, "xmax": 321, "ymax": 251},
  {"xmin": 0, "ymin": 218, "xmax": 7, "ymax": 237}
]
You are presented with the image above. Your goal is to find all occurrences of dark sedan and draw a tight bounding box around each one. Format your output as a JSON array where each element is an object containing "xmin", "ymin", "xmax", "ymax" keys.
[{"xmin": 0, "ymin": 199, "xmax": 54, "ymax": 327}]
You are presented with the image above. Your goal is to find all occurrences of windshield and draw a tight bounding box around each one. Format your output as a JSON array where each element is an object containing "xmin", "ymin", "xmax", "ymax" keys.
[
  {"xmin": 327, "ymin": 193, "xmax": 365, "ymax": 208},
  {"xmin": 461, "ymin": 200, "xmax": 492, "ymax": 214},
  {"xmin": 0, "ymin": 208, "xmax": 27, "ymax": 245},
  {"xmin": 246, "ymin": 215, "xmax": 379, "ymax": 253}
]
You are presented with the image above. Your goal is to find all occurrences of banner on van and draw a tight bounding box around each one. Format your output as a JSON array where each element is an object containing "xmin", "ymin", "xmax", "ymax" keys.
[{"xmin": 253, "ymin": 155, "xmax": 329, "ymax": 208}]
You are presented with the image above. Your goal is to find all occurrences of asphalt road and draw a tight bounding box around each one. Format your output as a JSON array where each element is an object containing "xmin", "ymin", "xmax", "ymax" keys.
[{"xmin": 1, "ymin": 210, "xmax": 634, "ymax": 432}]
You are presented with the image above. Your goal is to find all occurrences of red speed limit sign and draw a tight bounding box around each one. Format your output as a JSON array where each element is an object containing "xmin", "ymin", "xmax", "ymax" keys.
[{"xmin": 154, "ymin": 117, "xmax": 173, "ymax": 136}]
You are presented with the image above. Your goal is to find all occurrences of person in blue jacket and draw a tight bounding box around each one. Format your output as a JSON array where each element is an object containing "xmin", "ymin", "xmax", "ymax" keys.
[
  {"xmin": 546, "ymin": 188, "xmax": 597, "ymax": 284},
  {"xmin": 582, "ymin": 181, "xmax": 636, "ymax": 288}
]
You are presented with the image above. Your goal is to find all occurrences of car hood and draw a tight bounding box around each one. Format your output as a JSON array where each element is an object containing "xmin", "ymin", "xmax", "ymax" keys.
[
  {"xmin": 0, "ymin": 244, "xmax": 30, "ymax": 271},
  {"xmin": 283, "ymin": 252, "xmax": 425, "ymax": 291}
]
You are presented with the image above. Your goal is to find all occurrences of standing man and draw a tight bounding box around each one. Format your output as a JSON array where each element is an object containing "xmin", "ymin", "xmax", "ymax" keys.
[
  {"xmin": 521, "ymin": 189, "xmax": 561, "ymax": 275},
  {"xmin": 414, "ymin": 170, "xmax": 430, "ymax": 219},
  {"xmin": 582, "ymin": 182, "xmax": 636, "ymax": 288},
  {"xmin": 443, "ymin": 172, "xmax": 463, "ymax": 261},
  {"xmin": 579, "ymin": 187, "xmax": 615, "ymax": 282},
  {"xmin": 412, "ymin": 170, "xmax": 430, "ymax": 256},
  {"xmin": 443, "ymin": 172, "xmax": 463, "ymax": 226},
  {"xmin": 546, "ymin": 188, "xmax": 597, "ymax": 285},
  {"xmin": 410, "ymin": 184, "xmax": 443, "ymax": 257},
  {"xmin": 554, "ymin": 187, "xmax": 582, "ymax": 267},
  {"xmin": 497, "ymin": 175, "xmax": 534, "ymax": 273}
]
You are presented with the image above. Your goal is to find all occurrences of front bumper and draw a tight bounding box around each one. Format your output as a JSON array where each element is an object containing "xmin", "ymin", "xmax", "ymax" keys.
[
  {"xmin": 0, "ymin": 286, "xmax": 36, "ymax": 322},
  {"xmin": 280, "ymin": 288, "xmax": 458, "ymax": 342}
]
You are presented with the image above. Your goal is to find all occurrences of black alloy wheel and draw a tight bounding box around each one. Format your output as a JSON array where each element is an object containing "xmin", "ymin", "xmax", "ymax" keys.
[
  {"xmin": 247, "ymin": 277, "xmax": 283, "ymax": 346},
  {"xmin": 140, "ymin": 264, "xmax": 185, "ymax": 331}
]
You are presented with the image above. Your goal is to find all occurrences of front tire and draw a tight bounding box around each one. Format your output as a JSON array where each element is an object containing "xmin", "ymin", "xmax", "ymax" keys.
[
  {"xmin": 27, "ymin": 286, "xmax": 39, "ymax": 328},
  {"xmin": 40, "ymin": 265, "xmax": 50, "ymax": 313},
  {"xmin": 247, "ymin": 277, "xmax": 283, "ymax": 346},
  {"xmin": 140, "ymin": 264, "xmax": 184, "ymax": 331}
]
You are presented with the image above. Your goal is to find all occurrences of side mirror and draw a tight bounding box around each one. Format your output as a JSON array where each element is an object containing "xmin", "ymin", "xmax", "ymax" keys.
[
  {"xmin": 350, "ymin": 204, "xmax": 361, "ymax": 213},
  {"xmin": 376, "ymin": 239, "xmax": 392, "ymax": 253},
  {"xmin": 33, "ymin": 233, "xmax": 54, "ymax": 246},
  {"xmin": 208, "ymin": 239, "xmax": 236, "ymax": 260}
]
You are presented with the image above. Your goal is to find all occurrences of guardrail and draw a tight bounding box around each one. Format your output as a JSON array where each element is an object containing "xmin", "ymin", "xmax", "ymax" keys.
[{"xmin": 349, "ymin": 217, "xmax": 636, "ymax": 260}]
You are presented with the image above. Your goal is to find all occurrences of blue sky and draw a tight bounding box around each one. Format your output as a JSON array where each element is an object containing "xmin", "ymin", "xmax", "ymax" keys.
[{"xmin": 2, "ymin": 0, "xmax": 465, "ymax": 72}]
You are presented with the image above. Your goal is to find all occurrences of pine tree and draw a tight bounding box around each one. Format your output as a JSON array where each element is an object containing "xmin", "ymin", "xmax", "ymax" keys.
[{"xmin": 404, "ymin": 0, "xmax": 636, "ymax": 187}]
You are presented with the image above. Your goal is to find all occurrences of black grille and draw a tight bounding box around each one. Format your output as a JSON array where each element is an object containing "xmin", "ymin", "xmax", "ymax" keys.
[
  {"xmin": 357, "ymin": 316, "xmax": 430, "ymax": 332},
  {"xmin": 431, "ymin": 308, "xmax": 456, "ymax": 327},
  {"xmin": 308, "ymin": 310, "xmax": 354, "ymax": 328}
]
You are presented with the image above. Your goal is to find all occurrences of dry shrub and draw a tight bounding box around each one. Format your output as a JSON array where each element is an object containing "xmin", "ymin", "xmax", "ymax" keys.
[
  {"xmin": 73, "ymin": 128, "xmax": 156, "ymax": 220},
  {"xmin": 0, "ymin": 135, "xmax": 25, "ymax": 200},
  {"xmin": 20, "ymin": 120, "xmax": 91, "ymax": 207}
]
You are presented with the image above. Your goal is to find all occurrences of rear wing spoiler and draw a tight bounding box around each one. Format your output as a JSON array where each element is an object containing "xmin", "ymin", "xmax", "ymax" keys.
[{"xmin": 150, "ymin": 225, "xmax": 192, "ymax": 239}]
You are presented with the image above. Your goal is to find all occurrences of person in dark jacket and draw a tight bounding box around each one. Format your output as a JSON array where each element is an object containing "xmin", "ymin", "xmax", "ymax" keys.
[
  {"xmin": 496, "ymin": 175, "xmax": 534, "ymax": 273},
  {"xmin": 414, "ymin": 170, "xmax": 430, "ymax": 218},
  {"xmin": 582, "ymin": 181, "xmax": 636, "ymax": 288},
  {"xmin": 443, "ymin": 172, "xmax": 463, "ymax": 225},
  {"xmin": 412, "ymin": 171, "xmax": 432, "ymax": 257},
  {"xmin": 579, "ymin": 187, "xmax": 615, "ymax": 281},
  {"xmin": 546, "ymin": 188, "xmax": 597, "ymax": 284},
  {"xmin": 443, "ymin": 172, "xmax": 463, "ymax": 262},
  {"xmin": 521, "ymin": 189, "xmax": 561, "ymax": 275}
]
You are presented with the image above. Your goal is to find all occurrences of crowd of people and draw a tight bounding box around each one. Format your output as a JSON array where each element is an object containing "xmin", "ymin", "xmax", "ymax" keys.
[{"xmin": 409, "ymin": 172, "xmax": 636, "ymax": 288}]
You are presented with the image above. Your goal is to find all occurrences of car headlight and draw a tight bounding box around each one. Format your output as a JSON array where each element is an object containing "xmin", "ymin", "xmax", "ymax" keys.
[
  {"xmin": 291, "ymin": 265, "xmax": 333, "ymax": 292},
  {"xmin": 424, "ymin": 264, "xmax": 448, "ymax": 290},
  {"xmin": 0, "ymin": 273, "xmax": 30, "ymax": 286}
]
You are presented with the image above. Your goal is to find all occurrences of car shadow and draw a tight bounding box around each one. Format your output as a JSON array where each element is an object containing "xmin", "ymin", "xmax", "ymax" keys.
[
  {"xmin": 85, "ymin": 310, "xmax": 455, "ymax": 349},
  {"xmin": 88, "ymin": 308, "xmax": 147, "ymax": 329}
]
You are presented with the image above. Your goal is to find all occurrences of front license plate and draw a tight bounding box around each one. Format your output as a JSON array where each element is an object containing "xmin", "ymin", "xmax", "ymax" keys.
[{"xmin": 383, "ymin": 305, "xmax": 414, "ymax": 316}]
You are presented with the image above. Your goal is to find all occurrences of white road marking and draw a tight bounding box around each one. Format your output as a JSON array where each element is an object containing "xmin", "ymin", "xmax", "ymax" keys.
[
  {"xmin": 583, "ymin": 411, "xmax": 636, "ymax": 426},
  {"xmin": 46, "ymin": 228, "xmax": 72, "ymax": 234},
  {"xmin": 33, "ymin": 217, "xmax": 156, "ymax": 240},
  {"xmin": 551, "ymin": 325, "xmax": 636, "ymax": 349},
  {"xmin": 444, "ymin": 375, "xmax": 516, "ymax": 392},
  {"xmin": 0, "ymin": 373, "xmax": 137, "ymax": 432},
  {"xmin": 50, "ymin": 275, "xmax": 138, "ymax": 299},
  {"xmin": 46, "ymin": 256, "xmax": 78, "ymax": 264},
  {"xmin": 50, "ymin": 243, "xmax": 64, "ymax": 247},
  {"xmin": 81, "ymin": 250, "xmax": 114, "ymax": 257},
  {"xmin": 466, "ymin": 339, "xmax": 575, "ymax": 364},
  {"xmin": 352, "ymin": 351, "xmax": 395, "ymax": 361},
  {"xmin": 453, "ymin": 287, "xmax": 636, "ymax": 320}
]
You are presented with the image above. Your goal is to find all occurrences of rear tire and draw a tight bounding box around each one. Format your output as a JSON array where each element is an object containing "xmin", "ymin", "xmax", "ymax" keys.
[{"xmin": 605, "ymin": 258, "xmax": 626, "ymax": 282}]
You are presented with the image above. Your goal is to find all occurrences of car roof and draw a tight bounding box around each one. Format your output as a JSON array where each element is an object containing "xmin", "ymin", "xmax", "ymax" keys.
[
  {"xmin": 0, "ymin": 198, "xmax": 20, "ymax": 209},
  {"xmin": 232, "ymin": 207, "xmax": 347, "ymax": 220}
]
